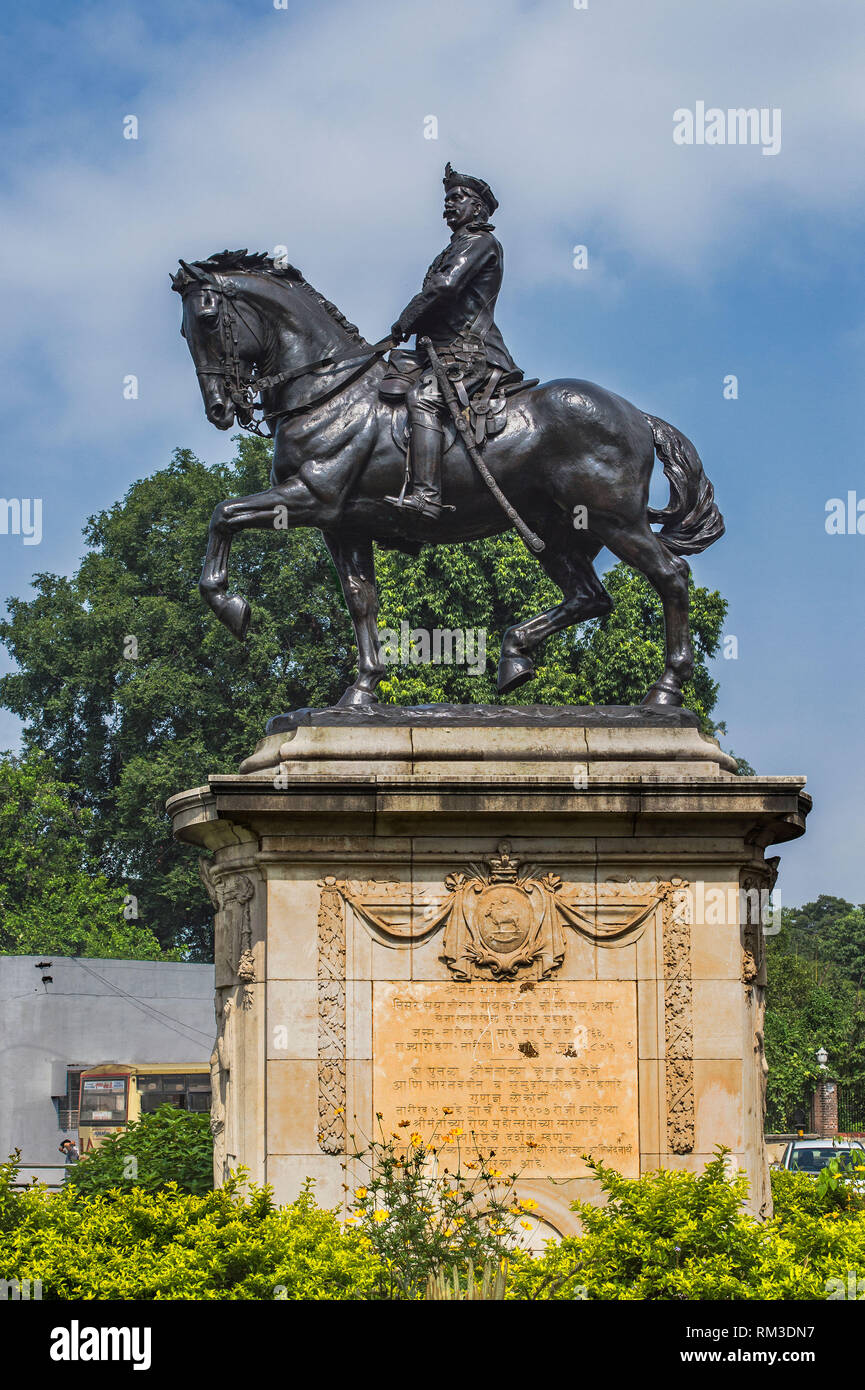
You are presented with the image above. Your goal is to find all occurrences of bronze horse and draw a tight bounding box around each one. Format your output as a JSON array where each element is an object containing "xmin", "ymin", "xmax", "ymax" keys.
[{"xmin": 173, "ymin": 250, "xmax": 723, "ymax": 709}]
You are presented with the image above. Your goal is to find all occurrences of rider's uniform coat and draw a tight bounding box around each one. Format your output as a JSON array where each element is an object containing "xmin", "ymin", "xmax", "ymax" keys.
[{"xmin": 383, "ymin": 219, "xmax": 522, "ymax": 394}]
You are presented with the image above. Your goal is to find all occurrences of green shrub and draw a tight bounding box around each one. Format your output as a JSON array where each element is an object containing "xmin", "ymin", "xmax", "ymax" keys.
[
  {"xmin": 0, "ymin": 1158, "xmax": 379, "ymax": 1300},
  {"xmin": 509, "ymin": 1150, "xmax": 828, "ymax": 1300},
  {"xmin": 65, "ymin": 1105, "xmax": 213, "ymax": 1196},
  {"xmin": 5, "ymin": 1145, "xmax": 865, "ymax": 1300}
]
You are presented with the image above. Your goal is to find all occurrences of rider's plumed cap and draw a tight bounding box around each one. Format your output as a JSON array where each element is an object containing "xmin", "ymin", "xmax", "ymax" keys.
[{"xmin": 443, "ymin": 163, "xmax": 498, "ymax": 217}]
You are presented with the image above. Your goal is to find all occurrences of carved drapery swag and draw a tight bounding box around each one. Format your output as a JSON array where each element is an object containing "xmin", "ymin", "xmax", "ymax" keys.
[{"xmin": 325, "ymin": 843, "xmax": 662, "ymax": 983}]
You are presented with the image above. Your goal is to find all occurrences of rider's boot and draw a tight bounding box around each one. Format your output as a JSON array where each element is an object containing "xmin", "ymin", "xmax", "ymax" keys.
[{"xmin": 384, "ymin": 420, "xmax": 448, "ymax": 521}]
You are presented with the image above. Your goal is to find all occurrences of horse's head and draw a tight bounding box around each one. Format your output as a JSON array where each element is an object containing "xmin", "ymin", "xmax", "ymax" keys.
[
  {"xmin": 172, "ymin": 249, "xmax": 366, "ymax": 433},
  {"xmin": 172, "ymin": 257, "xmax": 253, "ymax": 429},
  {"xmin": 171, "ymin": 251, "xmax": 271, "ymax": 430}
]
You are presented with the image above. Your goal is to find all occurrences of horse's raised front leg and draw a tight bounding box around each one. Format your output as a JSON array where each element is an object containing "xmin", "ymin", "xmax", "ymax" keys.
[
  {"xmin": 322, "ymin": 532, "xmax": 385, "ymax": 707},
  {"xmin": 200, "ymin": 480, "xmax": 314, "ymax": 641}
]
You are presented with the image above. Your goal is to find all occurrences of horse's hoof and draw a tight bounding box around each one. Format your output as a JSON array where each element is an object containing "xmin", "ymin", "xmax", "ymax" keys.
[
  {"xmin": 497, "ymin": 654, "xmax": 535, "ymax": 694},
  {"xmin": 217, "ymin": 594, "xmax": 251, "ymax": 642},
  {"xmin": 336, "ymin": 686, "xmax": 379, "ymax": 709},
  {"xmin": 641, "ymin": 679, "xmax": 682, "ymax": 708}
]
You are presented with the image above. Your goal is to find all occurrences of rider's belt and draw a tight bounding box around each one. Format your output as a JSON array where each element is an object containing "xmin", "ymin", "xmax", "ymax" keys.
[{"xmin": 440, "ymin": 334, "xmax": 486, "ymax": 370}]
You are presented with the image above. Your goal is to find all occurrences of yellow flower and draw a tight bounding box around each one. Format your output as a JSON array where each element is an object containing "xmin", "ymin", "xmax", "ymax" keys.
[
  {"xmin": 344, "ymin": 1216, "xmax": 358, "ymax": 1226},
  {"xmin": 519, "ymin": 1198, "xmax": 538, "ymax": 1211},
  {"xmin": 410, "ymin": 1132, "xmax": 423, "ymax": 1147},
  {"xmin": 354, "ymin": 1187, "xmax": 367, "ymax": 1199},
  {"xmin": 452, "ymin": 1126, "xmax": 463, "ymax": 1137},
  {"xmin": 398, "ymin": 1119, "xmax": 410, "ymax": 1128},
  {"xmin": 334, "ymin": 1107, "xmax": 345, "ymax": 1115},
  {"xmin": 442, "ymin": 1107, "xmax": 454, "ymax": 1115},
  {"xmin": 487, "ymin": 1169, "xmax": 503, "ymax": 1179},
  {"xmin": 520, "ymin": 1220, "xmax": 533, "ymax": 1230},
  {"xmin": 372, "ymin": 1209, "xmax": 389, "ymax": 1223}
]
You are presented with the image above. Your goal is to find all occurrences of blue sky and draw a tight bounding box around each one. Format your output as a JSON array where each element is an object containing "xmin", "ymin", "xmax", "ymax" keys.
[{"xmin": 1, "ymin": 0, "xmax": 864, "ymax": 906}]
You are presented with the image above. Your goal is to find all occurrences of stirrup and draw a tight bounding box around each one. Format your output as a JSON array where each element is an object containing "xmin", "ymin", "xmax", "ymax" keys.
[{"xmin": 384, "ymin": 492, "xmax": 452, "ymax": 521}]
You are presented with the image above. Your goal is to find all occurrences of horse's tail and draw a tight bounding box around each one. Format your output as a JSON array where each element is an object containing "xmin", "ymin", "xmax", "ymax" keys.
[{"xmin": 644, "ymin": 413, "xmax": 725, "ymax": 555}]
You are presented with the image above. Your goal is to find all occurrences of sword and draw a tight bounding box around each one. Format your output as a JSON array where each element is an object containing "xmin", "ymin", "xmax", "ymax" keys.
[{"xmin": 418, "ymin": 337, "xmax": 544, "ymax": 554}]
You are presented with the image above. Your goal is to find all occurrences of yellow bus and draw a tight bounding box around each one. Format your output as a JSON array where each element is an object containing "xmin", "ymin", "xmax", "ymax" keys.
[{"xmin": 77, "ymin": 1062, "xmax": 211, "ymax": 1152}]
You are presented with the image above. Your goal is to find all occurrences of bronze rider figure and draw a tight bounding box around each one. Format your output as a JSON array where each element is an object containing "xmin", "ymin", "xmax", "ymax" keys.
[{"xmin": 382, "ymin": 163, "xmax": 523, "ymax": 521}]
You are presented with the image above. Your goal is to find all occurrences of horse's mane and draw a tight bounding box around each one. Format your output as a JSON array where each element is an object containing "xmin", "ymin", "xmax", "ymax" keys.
[{"xmin": 172, "ymin": 248, "xmax": 363, "ymax": 343}]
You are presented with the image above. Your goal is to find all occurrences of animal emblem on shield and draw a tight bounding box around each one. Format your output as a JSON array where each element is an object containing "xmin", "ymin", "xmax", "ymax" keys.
[{"xmin": 441, "ymin": 841, "xmax": 565, "ymax": 981}]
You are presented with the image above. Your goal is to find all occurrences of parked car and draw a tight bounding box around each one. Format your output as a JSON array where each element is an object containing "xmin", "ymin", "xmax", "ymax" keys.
[{"xmin": 779, "ymin": 1138, "xmax": 865, "ymax": 1178}]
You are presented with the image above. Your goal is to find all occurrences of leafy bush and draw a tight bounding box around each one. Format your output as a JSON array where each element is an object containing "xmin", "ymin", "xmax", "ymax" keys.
[
  {"xmin": 5, "ymin": 1145, "xmax": 865, "ymax": 1300},
  {"xmin": 509, "ymin": 1151, "xmax": 832, "ymax": 1300},
  {"xmin": 65, "ymin": 1105, "xmax": 213, "ymax": 1196},
  {"xmin": 1, "ymin": 1157, "xmax": 379, "ymax": 1300}
]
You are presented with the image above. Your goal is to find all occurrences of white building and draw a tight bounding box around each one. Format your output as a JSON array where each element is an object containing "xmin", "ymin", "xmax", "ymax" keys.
[{"xmin": 0, "ymin": 955, "xmax": 214, "ymax": 1180}]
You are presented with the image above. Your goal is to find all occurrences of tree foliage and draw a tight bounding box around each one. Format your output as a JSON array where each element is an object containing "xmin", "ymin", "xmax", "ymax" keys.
[
  {"xmin": 376, "ymin": 541, "xmax": 726, "ymax": 723},
  {"xmin": 1, "ymin": 435, "xmax": 729, "ymax": 957},
  {"xmin": 0, "ymin": 748, "xmax": 163, "ymax": 958},
  {"xmin": 1, "ymin": 440, "xmax": 354, "ymax": 956},
  {"xmin": 765, "ymin": 897, "xmax": 865, "ymax": 1125}
]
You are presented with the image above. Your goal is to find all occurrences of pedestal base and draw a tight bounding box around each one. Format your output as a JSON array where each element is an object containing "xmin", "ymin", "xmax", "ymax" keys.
[{"xmin": 169, "ymin": 706, "xmax": 809, "ymax": 1232}]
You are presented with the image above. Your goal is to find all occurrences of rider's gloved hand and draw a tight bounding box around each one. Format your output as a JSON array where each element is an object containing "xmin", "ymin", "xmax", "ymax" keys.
[{"xmin": 391, "ymin": 321, "xmax": 407, "ymax": 345}]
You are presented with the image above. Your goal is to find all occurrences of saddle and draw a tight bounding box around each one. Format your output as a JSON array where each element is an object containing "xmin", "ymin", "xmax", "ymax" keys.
[{"xmin": 381, "ymin": 347, "xmax": 539, "ymax": 452}]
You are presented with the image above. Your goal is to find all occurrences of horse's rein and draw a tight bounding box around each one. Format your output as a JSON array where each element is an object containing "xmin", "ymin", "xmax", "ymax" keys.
[{"xmin": 194, "ymin": 280, "xmax": 392, "ymax": 437}]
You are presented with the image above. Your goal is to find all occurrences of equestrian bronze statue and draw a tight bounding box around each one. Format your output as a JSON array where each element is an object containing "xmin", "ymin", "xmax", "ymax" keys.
[{"xmin": 172, "ymin": 165, "xmax": 723, "ymax": 711}]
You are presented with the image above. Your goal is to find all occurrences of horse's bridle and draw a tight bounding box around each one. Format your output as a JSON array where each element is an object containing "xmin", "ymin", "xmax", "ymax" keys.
[{"xmin": 191, "ymin": 279, "xmax": 390, "ymax": 437}]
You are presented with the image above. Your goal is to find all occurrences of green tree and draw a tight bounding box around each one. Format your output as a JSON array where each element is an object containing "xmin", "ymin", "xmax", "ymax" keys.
[
  {"xmin": 779, "ymin": 895, "xmax": 859, "ymax": 963},
  {"xmin": 821, "ymin": 907, "xmax": 865, "ymax": 987},
  {"xmin": 0, "ymin": 749, "xmax": 164, "ymax": 958},
  {"xmin": 764, "ymin": 944, "xmax": 865, "ymax": 1127},
  {"xmin": 764, "ymin": 897, "xmax": 865, "ymax": 1122},
  {"xmin": 1, "ymin": 435, "xmax": 730, "ymax": 958},
  {"xmin": 376, "ymin": 542, "xmax": 726, "ymax": 725},
  {"xmin": 1, "ymin": 440, "xmax": 355, "ymax": 957}
]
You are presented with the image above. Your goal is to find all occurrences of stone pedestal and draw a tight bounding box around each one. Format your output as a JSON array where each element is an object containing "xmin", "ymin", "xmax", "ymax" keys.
[{"xmin": 168, "ymin": 706, "xmax": 809, "ymax": 1233}]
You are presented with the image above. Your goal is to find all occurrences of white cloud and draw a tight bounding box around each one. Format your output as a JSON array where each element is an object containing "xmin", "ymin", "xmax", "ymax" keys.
[{"xmin": 0, "ymin": 0, "xmax": 863, "ymax": 448}]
